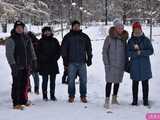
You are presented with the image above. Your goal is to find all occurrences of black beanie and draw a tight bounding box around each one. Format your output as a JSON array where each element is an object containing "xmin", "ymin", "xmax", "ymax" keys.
[
  {"xmin": 71, "ymin": 20, "xmax": 80, "ymax": 28},
  {"xmin": 42, "ymin": 26, "xmax": 52, "ymax": 33},
  {"xmin": 14, "ymin": 21, "xmax": 25, "ymax": 30}
]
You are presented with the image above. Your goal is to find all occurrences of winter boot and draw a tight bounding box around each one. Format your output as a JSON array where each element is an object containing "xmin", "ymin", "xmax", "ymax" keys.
[
  {"xmin": 104, "ymin": 97, "xmax": 110, "ymax": 109},
  {"xmin": 13, "ymin": 105, "xmax": 25, "ymax": 110},
  {"xmin": 34, "ymin": 87, "xmax": 39, "ymax": 95},
  {"xmin": 112, "ymin": 95, "xmax": 120, "ymax": 105},
  {"xmin": 51, "ymin": 94, "xmax": 57, "ymax": 101},
  {"xmin": 143, "ymin": 99, "xmax": 149, "ymax": 106},
  {"xmin": 43, "ymin": 91, "xmax": 48, "ymax": 101},
  {"xmin": 68, "ymin": 96, "xmax": 75, "ymax": 103},
  {"xmin": 131, "ymin": 97, "xmax": 138, "ymax": 106},
  {"xmin": 80, "ymin": 96, "xmax": 88, "ymax": 103}
]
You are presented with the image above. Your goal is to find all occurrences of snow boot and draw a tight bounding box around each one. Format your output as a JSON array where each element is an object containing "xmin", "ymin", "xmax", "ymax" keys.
[
  {"xmin": 104, "ymin": 97, "xmax": 110, "ymax": 109},
  {"xmin": 143, "ymin": 99, "xmax": 149, "ymax": 106},
  {"xmin": 112, "ymin": 95, "xmax": 120, "ymax": 105},
  {"xmin": 43, "ymin": 92, "xmax": 48, "ymax": 101},
  {"xmin": 13, "ymin": 105, "xmax": 25, "ymax": 110},
  {"xmin": 51, "ymin": 94, "xmax": 57, "ymax": 101},
  {"xmin": 131, "ymin": 97, "xmax": 138, "ymax": 106},
  {"xmin": 34, "ymin": 87, "xmax": 39, "ymax": 95}
]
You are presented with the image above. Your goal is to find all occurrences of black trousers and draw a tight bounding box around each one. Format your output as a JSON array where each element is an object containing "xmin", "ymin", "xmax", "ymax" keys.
[
  {"xmin": 11, "ymin": 68, "xmax": 29, "ymax": 106},
  {"xmin": 105, "ymin": 83, "xmax": 120, "ymax": 98},
  {"xmin": 42, "ymin": 74, "xmax": 56, "ymax": 98},
  {"xmin": 132, "ymin": 80, "xmax": 149, "ymax": 102},
  {"xmin": 62, "ymin": 69, "xmax": 68, "ymax": 83}
]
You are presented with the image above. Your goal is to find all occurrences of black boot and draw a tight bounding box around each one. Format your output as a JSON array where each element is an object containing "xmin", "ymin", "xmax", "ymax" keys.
[
  {"xmin": 34, "ymin": 87, "xmax": 39, "ymax": 95},
  {"xmin": 43, "ymin": 91, "xmax": 48, "ymax": 101},
  {"xmin": 51, "ymin": 94, "xmax": 57, "ymax": 101}
]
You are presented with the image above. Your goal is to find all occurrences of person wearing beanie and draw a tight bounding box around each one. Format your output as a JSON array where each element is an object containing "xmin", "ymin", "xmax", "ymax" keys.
[
  {"xmin": 102, "ymin": 19, "xmax": 129, "ymax": 109},
  {"xmin": 61, "ymin": 20, "xmax": 92, "ymax": 103},
  {"xmin": 5, "ymin": 21, "xmax": 37, "ymax": 110},
  {"xmin": 37, "ymin": 26, "xmax": 60, "ymax": 101},
  {"xmin": 127, "ymin": 22, "xmax": 154, "ymax": 106}
]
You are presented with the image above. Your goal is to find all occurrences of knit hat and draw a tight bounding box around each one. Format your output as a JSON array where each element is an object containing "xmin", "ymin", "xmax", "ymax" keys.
[
  {"xmin": 42, "ymin": 26, "xmax": 52, "ymax": 33},
  {"xmin": 14, "ymin": 21, "xmax": 25, "ymax": 30},
  {"xmin": 71, "ymin": 20, "xmax": 80, "ymax": 28},
  {"xmin": 113, "ymin": 18, "xmax": 123, "ymax": 27},
  {"xmin": 132, "ymin": 22, "xmax": 142, "ymax": 30}
]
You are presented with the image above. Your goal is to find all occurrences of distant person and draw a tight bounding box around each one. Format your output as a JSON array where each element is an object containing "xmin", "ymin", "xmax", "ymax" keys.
[
  {"xmin": 127, "ymin": 22, "xmax": 154, "ymax": 106},
  {"xmin": 102, "ymin": 19, "xmax": 129, "ymax": 109},
  {"xmin": 6, "ymin": 21, "xmax": 37, "ymax": 110},
  {"xmin": 37, "ymin": 27, "xmax": 60, "ymax": 101},
  {"xmin": 28, "ymin": 31, "xmax": 40, "ymax": 95},
  {"xmin": 61, "ymin": 20, "xmax": 92, "ymax": 103}
]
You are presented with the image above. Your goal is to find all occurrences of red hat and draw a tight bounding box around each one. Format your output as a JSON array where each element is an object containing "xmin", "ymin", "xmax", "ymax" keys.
[{"xmin": 132, "ymin": 22, "xmax": 142, "ymax": 30}]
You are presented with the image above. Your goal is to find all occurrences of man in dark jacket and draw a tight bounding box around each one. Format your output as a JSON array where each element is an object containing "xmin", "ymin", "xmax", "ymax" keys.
[
  {"xmin": 61, "ymin": 20, "xmax": 93, "ymax": 103},
  {"xmin": 5, "ymin": 21, "xmax": 37, "ymax": 110}
]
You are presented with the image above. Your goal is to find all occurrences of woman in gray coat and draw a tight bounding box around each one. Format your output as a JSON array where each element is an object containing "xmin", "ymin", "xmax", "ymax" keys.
[{"xmin": 102, "ymin": 19, "xmax": 128, "ymax": 109}]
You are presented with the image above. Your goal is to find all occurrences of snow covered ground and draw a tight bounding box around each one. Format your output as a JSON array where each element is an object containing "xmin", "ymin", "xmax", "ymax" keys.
[{"xmin": 0, "ymin": 24, "xmax": 160, "ymax": 120}]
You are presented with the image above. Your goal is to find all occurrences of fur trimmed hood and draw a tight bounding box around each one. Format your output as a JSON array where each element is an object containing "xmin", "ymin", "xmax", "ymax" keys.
[{"xmin": 109, "ymin": 27, "xmax": 129, "ymax": 41}]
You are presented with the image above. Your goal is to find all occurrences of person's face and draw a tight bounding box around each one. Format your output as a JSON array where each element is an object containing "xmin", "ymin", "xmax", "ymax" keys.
[
  {"xmin": 15, "ymin": 26, "xmax": 24, "ymax": 34},
  {"xmin": 44, "ymin": 30, "xmax": 52, "ymax": 37},
  {"xmin": 115, "ymin": 25, "xmax": 124, "ymax": 34},
  {"xmin": 133, "ymin": 28, "xmax": 142, "ymax": 37},
  {"xmin": 72, "ymin": 24, "xmax": 80, "ymax": 31}
]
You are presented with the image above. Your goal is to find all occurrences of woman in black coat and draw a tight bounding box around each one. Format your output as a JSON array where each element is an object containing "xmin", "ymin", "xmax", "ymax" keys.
[{"xmin": 37, "ymin": 27, "xmax": 60, "ymax": 101}]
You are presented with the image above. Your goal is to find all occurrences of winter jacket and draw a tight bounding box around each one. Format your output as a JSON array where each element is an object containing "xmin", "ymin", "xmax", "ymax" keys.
[
  {"xmin": 37, "ymin": 36, "xmax": 60, "ymax": 75},
  {"xmin": 61, "ymin": 30, "xmax": 92, "ymax": 66},
  {"xmin": 127, "ymin": 34, "xmax": 154, "ymax": 81},
  {"xmin": 5, "ymin": 29, "xmax": 37, "ymax": 69},
  {"xmin": 102, "ymin": 27, "xmax": 129, "ymax": 83}
]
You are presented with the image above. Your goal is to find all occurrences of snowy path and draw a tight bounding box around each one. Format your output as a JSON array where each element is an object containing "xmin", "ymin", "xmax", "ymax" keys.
[{"xmin": 0, "ymin": 25, "xmax": 160, "ymax": 120}]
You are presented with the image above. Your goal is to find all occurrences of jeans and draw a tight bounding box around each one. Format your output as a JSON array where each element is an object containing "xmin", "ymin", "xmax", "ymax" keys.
[
  {"xmin": 32, "ymin": 72, "xmax": 40, "ymax": 89},
  {"xmin": 42, "ymin": 74, "xmax": 56, "ymax": 98},
  {"xmin": 105, "ymin": 83, "xmax": 120, "ymax": 98},
  {"xmin": 68, "ymin": 63, "xmax": 87, "ymax": 97}
]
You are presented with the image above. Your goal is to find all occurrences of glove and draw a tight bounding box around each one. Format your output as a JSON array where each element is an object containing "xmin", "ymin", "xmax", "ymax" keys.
[
  {"xmin": 87, "ymin": 58, "xmax": 92, "ymax": 67},
  {"xmin": 10, "ymin": 64, "xmax": 18, "ymax": 76}
]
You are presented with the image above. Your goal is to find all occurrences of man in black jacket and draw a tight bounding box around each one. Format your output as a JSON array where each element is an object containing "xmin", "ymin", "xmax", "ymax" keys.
[
  {"xmin": 61, "ymin": 20, "xmax": 92, "ymax": 103},
  {"xmin": 6, "ymin": 21, "xmax": 37, "ymax": 110}
]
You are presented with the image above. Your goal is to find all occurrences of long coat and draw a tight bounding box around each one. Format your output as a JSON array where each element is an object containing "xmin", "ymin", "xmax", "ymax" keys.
[
  {"xmin": 37, "ymin": 36, "xmax": 60, "ymax": 75},
  {"xmin": 127, "ymin": 34, "xmax": 154, "ymax": 81},
  {"xmin": 102, "ymin": 27, "xmax": 128, "ymax": 83}
]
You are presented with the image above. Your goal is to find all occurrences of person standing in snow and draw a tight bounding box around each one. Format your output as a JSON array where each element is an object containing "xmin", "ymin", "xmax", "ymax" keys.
[
  {"xmin": 27, "ymin": 31, "xmax": 40, "ymax": 95},
  {"xmin": 5, "ymin": 21, "xmax": 37, "ymax": 110},
  {"xmin": 102, "ymin": 19, "xmax": 129, "ymax": 109},
  {"xmin": 61, "ymin": 20, "xmax": 92, "ymax": 103},
  {"xmin": 127, "ymin": 22, "xmax": 154, "ymax": 106},
  {"xmin": 37, "ymin": 27, "xmax": 60, "ymax": 101}
]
